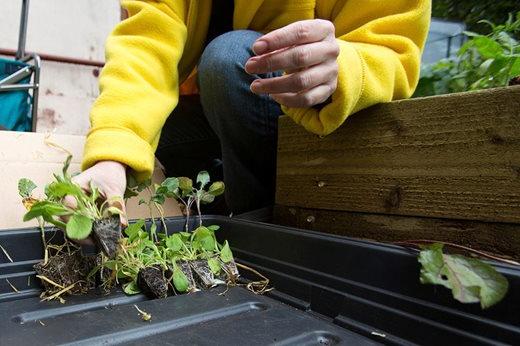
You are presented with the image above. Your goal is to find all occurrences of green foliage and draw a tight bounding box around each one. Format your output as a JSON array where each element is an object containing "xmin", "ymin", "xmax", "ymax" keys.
[
  {"xmin": 419, "ymin": 244, "xmax": 509, "ymax": 309},
  {"xmin": 432, "ymin": 0, "xmax": 520, "ymax": 38},
  {"xmin": 97, "ymin": 217, "xmax": 235, "ymax": 294},
  {"xmin": 18, "ymin": 178, "xmax": 37, "ymax": 198},
  {"xmin": 172, "ymin": 266, "xmax": 189, "ymax": 292},
  {"xmin": 415, "ymin": 13, "xmax": 520, "ymax": 97},
  {"xmin": 19, "ymin": 155, "xmax": 122, "ymax": 239},
  {"xmin": 220, "ymin": 241, "xmax": 233, "ymax": 263},
  {"xmin": 66, "ymin": 214, "xmax": 93, "ymax": 240}
]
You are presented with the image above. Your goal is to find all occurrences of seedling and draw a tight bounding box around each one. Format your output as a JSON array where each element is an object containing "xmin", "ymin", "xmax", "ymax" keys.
[
  {"xmin": 18, "ymin": 155, "xmax": 124, "ymax": 257},
  {"xmin": 19, "ymin": 157, "xmax": 265, "ymax": 302},
  {"xmin": 94, "ymin": 171, "xmax": 239, "ymax": 298}
]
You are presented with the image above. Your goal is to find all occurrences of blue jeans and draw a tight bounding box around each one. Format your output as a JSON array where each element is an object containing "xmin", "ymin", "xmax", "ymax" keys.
[{"xmin": 157, "ymin": 30, "xmax": 282, "ymax": 214}]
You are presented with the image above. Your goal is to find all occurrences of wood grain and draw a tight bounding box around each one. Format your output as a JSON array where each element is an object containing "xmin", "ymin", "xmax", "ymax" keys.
[
  {"xmin": 276, "ymin": 86, "xmax": 520, "ymax": 223},
  {"xmin": 274, "ymin": 205, "xmax": 520, "ymax": 260}
]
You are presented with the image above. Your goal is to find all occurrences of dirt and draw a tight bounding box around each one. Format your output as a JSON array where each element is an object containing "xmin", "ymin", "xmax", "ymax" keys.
[
  {"xmin": 137, "ymin": 266, "xmax": 168, "ymax": 299},
  {"xmin": 92, "ymin": 216, "xmax": 121, "ymax": 258},
  {"xmin": 191, "ymin": 260, "xmax": 219, "ymax": 289},
  {"xmin": 34, "ymin": 247, "xmax": 98, "ymax": 296}
]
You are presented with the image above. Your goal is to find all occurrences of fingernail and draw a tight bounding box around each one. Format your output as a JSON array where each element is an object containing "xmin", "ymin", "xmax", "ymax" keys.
[
  {"xmin": 244, "ymin": 60, "xmax": 258, "ymax": 74},
  {"xmin": 252, "ymin": 40, "xmax": 268, "ymax": 55},
  {"xmin": 250, "ymin": 80, "xmax": 261, "ymax": 93}
]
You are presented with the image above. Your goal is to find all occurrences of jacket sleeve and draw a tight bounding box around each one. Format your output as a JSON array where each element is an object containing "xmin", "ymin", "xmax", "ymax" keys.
[
  {"xmin": 282, "ymin": 0, "xmax": 431, "ymax": 136},
  {"xmin": 82, "ymin": 0, "xmax": 187, "ymax": 181}
]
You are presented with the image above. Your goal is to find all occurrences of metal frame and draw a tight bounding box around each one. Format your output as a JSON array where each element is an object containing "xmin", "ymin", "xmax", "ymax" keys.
[{"xmin": 0, "ymin": 0, "xmax": 40, "ymax": 131}]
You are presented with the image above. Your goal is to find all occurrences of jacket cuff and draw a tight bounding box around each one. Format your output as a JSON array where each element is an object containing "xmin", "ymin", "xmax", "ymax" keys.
[
  {"xmin": 281, "ymin": 39, "xmax": 364, "ymax": 136},
  {"xmin": 82, "ymin": 126, "xmax": 155, "ymax": 181}
]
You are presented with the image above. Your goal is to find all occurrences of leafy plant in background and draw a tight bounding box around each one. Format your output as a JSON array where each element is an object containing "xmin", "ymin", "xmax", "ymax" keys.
[
  {"xmin": 432, "ymin": 0, "xmax": 519, "ymax": 38},
  {"xmin": 414, "ymin": 12, "xmax": 520, "ymax": 97}
]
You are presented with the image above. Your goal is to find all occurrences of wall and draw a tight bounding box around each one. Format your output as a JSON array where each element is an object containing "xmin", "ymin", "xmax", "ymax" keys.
[{"xmin": 0, "ymin": 0, "xmax": 121, "ymax": 134}]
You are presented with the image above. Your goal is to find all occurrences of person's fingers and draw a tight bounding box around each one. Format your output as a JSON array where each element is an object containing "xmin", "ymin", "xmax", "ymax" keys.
[
  {"xmin": 250, "ymin": 61, "xmax": 338, "ymax": 94},
  {"xmin": 245, "ymin": 41, "xmax": 339, "ymax": 74},
  {"xmin": 251, "ymin": 19, "xmax": 335, "ymax": 55},
  {"xmin": 271, "ymin": 81, "xmax": 337, "ymax": 108}
]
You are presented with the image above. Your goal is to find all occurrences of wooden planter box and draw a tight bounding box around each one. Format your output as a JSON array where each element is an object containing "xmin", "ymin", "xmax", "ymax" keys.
[{"xmin": 274, "ymin": 86, "xmax": 520, "ymax": 259}]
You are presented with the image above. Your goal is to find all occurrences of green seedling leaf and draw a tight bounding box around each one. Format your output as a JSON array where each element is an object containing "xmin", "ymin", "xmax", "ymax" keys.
[
  {"xmin": 125, "ymin": 220, "xmax": 145, "ymax": 242},
  {"xmin": 179, "ymin": 232, "xmax": 191, "ymax": 241},
  {"xmin": 165, "ymin": 234, "xmax": 183, "ymax": 252},
  {"xmin": 178, "ymin": 177, "xmax": 193, "ymax": 197},
  {"xmin": 18, "ymin": 178, "xmax": 37, "ymax": 198},
  {"xmin": 66, "ymin": 214, "xmax": 93, "ymax": 240},
  {"xmin": 152, "ymin": 194, "xmax": 165, "ymax": 205},
  {"xmin": 193, "ymin": 226, "xmax": 215, "ymax": 251},
  {"xmin": 89, "ymin": 181, "xmax": 100, "ymax": 203},
  {"xmin": 45, "ymin": 181, "xmax": 83, "ymax": 199},
  {"xmin": 62, "ymin": 155, "xmax": 73, "ymax": 178},
  {"xmin": 419, "ymin": 244, "xmax": 509, "ymax": 309},
  {"xmin": 23, "ymin": 201, "xmax": 70, "ymax": 222},
  {"xmin": 207, "ymin": 225, "xmax": 220, "ymax": 232},
  {"xmin": 196, "ymin": 171, "xmax": 210, "ymax": 188},
  {"xmin": 200, "ymin": 192, "xmax": 215, "ymax": 204},
  {"xmin": 207, "ymin": 181, "xmax": 225, "ymax": 196},
  {"xmin": 172, "ymin": 266, "xmax": 189, "ymax": 292},
  {"xmin": 220, "ymin": 241, "xmax": 233, "ymax": 263},
  {"xmin": 123, "ymin": 281, "xmax": 141, "ymax": 295},
  {"xmin": 208, "ymin": 257, "xmax": 221, "ymax": 275},
  {"xmin": 162, "ymin": 177, "xmax": 179, "ymax": 194}
]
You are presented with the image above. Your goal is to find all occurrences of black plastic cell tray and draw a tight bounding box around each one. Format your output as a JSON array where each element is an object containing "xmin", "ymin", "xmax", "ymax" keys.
[{"xmin": 0, "ymin": 216, "xmax": 519, "ymax": 345}]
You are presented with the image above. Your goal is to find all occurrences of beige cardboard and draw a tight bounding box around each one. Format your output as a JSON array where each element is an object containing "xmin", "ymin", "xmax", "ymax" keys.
[{"xmin": 0, "ymin": 131, "xmax": 181, "ymax": 230}]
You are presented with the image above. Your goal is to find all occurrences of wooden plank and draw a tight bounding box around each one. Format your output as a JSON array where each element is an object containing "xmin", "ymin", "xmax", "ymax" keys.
[
  {"xmin": 276, "ymin": 86, "xmax": 520, "ymax": 223},
  {"xmin": 274, "ymin": 205, "xmax": 520, "ymax": 260}
]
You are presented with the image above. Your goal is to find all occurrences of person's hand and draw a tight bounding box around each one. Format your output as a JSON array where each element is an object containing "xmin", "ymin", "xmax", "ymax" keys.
[
  {"xmin": 245, "ymin": 19, "xmax": 340, "ymax": 108},
  {"xmin": 63, "ymin": 161, "xmax": 128, "ymax": 244}
]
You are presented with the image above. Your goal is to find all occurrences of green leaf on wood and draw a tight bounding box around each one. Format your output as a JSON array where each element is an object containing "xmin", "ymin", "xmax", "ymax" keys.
[
  {"xmin": 66, "ymin": 214, "xmax": 93, "ymax": 240},
  {"xmin": 418, "ymin": 244, "xmax": 509, "ymax": 309}
]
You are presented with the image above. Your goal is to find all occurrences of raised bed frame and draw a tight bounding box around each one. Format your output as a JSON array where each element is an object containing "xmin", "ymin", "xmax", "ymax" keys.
[{"xmin": 275, "ymin": 86, "xmax": 520, "ymax": 259}]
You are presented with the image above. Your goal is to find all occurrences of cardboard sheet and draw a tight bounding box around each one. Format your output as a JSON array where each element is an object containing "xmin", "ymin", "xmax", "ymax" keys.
[{"xmin": 0, "ymin": 131, "xmax": 181, "ymax": 230}]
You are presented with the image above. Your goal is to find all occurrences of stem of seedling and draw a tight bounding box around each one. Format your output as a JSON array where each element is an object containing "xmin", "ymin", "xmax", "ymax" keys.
[{"xmin": 152, "ymin": 201, "xmax": 168, "ymax": 236}]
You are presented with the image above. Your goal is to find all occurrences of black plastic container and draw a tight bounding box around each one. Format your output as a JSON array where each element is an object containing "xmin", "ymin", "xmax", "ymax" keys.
[{"xmin": 0, "ymin": 216, "xmax": 518, "ymax": 345}]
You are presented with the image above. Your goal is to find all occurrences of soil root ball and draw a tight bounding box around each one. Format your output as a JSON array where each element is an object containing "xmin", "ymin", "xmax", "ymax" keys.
[{"xmin": 137, "ymin": 266, "xmax": 168, "ymax": 299}]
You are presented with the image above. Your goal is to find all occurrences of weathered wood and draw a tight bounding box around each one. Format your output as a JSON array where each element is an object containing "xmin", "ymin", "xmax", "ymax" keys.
[
  {"xmin": 274, "ymin": 205, "xmax": 520, "ymax": 260},
  {"xmin": 276, "ymin": 86, "xmax": 520, "ymax": 223}
]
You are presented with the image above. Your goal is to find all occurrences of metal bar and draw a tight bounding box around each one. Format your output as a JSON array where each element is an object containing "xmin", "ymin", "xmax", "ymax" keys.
[
  {"xmin": 16, "ymin": 0, "xmax": 30, "ymax": 60},
  {"xmin": 31, "ymin": 54, "xmax": 41, "ymax": 132},
  {"xmin": 0, "ymin": 84, "xmax": 37, "ymax": 91},
  {"xmin": 0, "ymin": 66, "xmax": 32, "ymax": 86},
  {"xmin": 0, "ymin": 47, "xmax": 105, "ymax": 67}
]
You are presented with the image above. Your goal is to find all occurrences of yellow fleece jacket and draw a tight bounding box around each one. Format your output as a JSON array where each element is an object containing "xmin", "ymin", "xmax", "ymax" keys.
[{"xmin": 83, "ymin": 0, "xmax": 431, "ymax": 180}]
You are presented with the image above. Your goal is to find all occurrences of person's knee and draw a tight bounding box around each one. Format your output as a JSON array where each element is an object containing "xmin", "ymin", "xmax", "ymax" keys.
[{"xmin": 198, "ymin": 30, "xmax": 261, "ymax": 90}]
